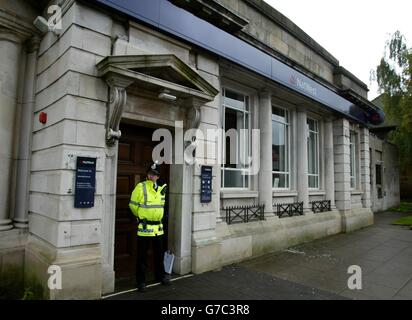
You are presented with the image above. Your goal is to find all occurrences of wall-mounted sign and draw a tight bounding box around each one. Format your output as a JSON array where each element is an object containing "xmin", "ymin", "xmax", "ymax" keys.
[
  {"xmin": 74, "ymin": 157, "xmax": 97, "ymax": 208},
  {"xmin": 200, "ymin": 165, "xmax": 212, "ymax": 203},
  {"xmin": 289, "ymin": 75, "xmax": 317, "ymax": 97}
]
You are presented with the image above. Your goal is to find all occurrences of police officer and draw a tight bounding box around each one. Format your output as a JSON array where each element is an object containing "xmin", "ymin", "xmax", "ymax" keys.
[{"xmin": 129, "ymin": 161, "xmax": 170, "ymax": 292}]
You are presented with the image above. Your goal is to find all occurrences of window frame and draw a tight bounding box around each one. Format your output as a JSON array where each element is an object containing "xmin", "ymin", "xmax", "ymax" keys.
[
  {"xmin": 349, "ymin": 130, "xmax": 358, "ymax": 190},
  {"xmin": 375, "ymin": 150, "xmax": 383, "ymax": 199},
  {"xmin": 307, "ymin": 117, "xmax": 320, "ymax": 190},
  {"xmin": 271, "ymin": 105, "xmax": 291, "ymax": 190},
  {"xmin": 220, "ymin": 87, "xmax": 252, "ymax": 190}
]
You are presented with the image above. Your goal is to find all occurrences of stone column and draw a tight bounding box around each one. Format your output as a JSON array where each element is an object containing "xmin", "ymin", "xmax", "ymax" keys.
[
  {"xmin": 324, "ymin": 118, "xmax": 336, "ymax": 208},
  {"xmin": 333, "ymin": 118, "xmax": 351, "ymax": 212},
  {"xmin": 169, "ymin": 162, "xmax": 193, "ymax": 275},
  {"xmin": 258, "ymin": 91, "xmax": 273, "ymax": 215},
  {"xmin": 0, "ymin": 30, "xmax": 22, "ymax": 231},
  {"xmin": 296, "ymin": 109, "xmax": 310, "ymax": 212},
  {"xmin": 360, "ymin": 127, "xmax": 371, "ymax": 208},
  {"xmin": 14, "ymin": 37, "xmax": 40, "ymax": 229}
]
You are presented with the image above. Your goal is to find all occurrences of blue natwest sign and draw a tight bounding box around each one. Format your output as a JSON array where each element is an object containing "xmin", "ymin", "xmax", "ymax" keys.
[
  {"xmin": 92, "ymin": 0, "xmax": 384, "ymax": 125},
  {"xmin": 74, "ymin": 157, "xmax": 97, "ymax": 208}
]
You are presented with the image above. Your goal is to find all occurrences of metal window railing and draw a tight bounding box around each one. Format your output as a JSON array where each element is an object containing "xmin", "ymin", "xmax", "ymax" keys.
[
  {"xmin": 224, "ymin": 204, "xmax": 265, "ymax": 225},
  {"xmin": 276, "ymin": 202, "xmax": 303, "ymax": 218},
  {"xmin": 310, "ymin": 200, "xmax": 331, "ymax": 213}
]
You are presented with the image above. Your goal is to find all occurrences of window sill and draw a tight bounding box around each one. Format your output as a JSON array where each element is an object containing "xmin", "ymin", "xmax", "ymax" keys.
[
  {"xmin": 220, "ymin": 190, "xmax": 259, "ymax": 199},
  {"xmin": 351, "ymin": 191, "xmax": 363, "ymax": 195},
  {"xmin": 309, "ymin": 190, "xmax": 326, "ymax": 196},
  {"xmin": 273, "ymin": 191, "xmax": 298, "ymax": 197}
]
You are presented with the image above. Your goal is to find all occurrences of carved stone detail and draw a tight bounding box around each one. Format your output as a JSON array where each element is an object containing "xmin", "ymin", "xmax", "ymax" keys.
[
  {"xmin": 187, "ymin": 106, "xmax": 201, "ymax": 129},
  {"xmin": 105, "ymin": 76, "xmax": 133, "ymax": 146},
  {"xmin": 185, "ymin": 97, "xmax": 204, "ymax": 129}
]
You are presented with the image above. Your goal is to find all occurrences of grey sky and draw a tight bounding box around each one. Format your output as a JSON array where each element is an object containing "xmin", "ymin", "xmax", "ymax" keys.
[{"xmin": 265, "ymin": 0, "xmax": 412, "ymax": 100}]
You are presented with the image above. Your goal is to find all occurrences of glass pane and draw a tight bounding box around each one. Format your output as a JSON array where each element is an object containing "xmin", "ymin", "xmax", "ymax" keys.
[
  {"xmin": 307, "ymin": 118, "xmax": 317, "ymax": 132},
  {"xmin": 350, "ymin": 177, "xmax": 356, "ymax": 189},
  {"xmin": 224, "ymin": 89, "xmax": 245, "ymax": 111},
  {"xmin": 272, "ymin": 121, "xmax": 286, "ymax": 172},
  {"xmin": 221, "ymin": 169, "xmax": 224, "ymax": 187},
  {"xmin": 224, "ymin": 170, "xmax": 244, "ymax": 188},
  {"xmin": 225, "ymin": 108, "xmax": 243, "ymax": 167},
  {"xmin": 225, "ymin": 134, "xmax": 235, "ymax": 167},
  {"xmin": 225, "ymin": 108, "xmax": 238, "ymax": 130},
  {"xmin": 377, "ymin": 186, "xmax": 383, "ymax": 199},
  {"xmin": 315, "ymin": 135, "xmax": 319, "ymax": 172},
  {"xmin": 272, "ymin": 107, "xmax": 287, "ymax": 123},
  {"xmin": 350, "ymin": 132, "xmax": 357, "ymax": 186},
  {"xmin": 375, "ymin": 151, "xmax": 382, "ymax": 161},
  {"xmin": 307, "ymin": 131, "xmax": 318, "ymax": 175},
  {"xmin": 308, "ymin": 175, "xmax": 318, "ymax": 188},
  {"xmin": 350, "ymin": 142, "xmax": 354, "ymax": 177},
  {"xmin": 350, "ymin": 132, "xmax": 356, "ymax": 144},
  {"xmin": 240, "ymin": 113, "xmax": 250, "ymax": 168},
  {"xmin": 376, "ymin": 164, "xmax": 382, "ymax": 185},
  {"xmin": 273, "ymin": 173, "xmax": 288, "ymax": 188}
]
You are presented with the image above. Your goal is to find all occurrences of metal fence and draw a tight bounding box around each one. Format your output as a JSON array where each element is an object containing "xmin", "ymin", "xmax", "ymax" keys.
[
  {"xmin": 276, "ymin": 202, "xmax": 304, "ymax": 218},
  {"xmin": 310, "ymin": 200, "xmax": 331, "ymax": 213},
  {"xmin": 224, "ymin": 204, "xmax": 265, "ymax": 225}
]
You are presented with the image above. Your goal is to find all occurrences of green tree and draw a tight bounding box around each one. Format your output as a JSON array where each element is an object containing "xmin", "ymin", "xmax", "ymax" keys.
[{"xmin": 374, "ymin": 31, "xmax": 412, "ymax": 167}]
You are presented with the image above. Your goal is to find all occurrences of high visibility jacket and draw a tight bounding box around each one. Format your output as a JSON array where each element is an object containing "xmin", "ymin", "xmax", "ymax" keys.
[{"xmin": 129, "ymin": 180, "xmax": 167, "ymax": 237}]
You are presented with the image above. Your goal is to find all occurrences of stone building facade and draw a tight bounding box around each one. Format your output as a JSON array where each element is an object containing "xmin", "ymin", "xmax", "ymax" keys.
[{"xmin": 0, "ymin": 0, "xmax": 399, "ymax": 299}]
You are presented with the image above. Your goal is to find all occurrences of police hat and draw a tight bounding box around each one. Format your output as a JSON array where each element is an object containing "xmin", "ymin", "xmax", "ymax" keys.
[{"xmin": 147, "ymin": 161, "xmax": 161, "ymax": 175}]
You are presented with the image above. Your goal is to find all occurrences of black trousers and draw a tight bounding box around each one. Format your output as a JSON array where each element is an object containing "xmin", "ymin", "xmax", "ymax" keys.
[{"xmin": 136, "ymin": 235, "xmax": 165, "ymax": 286}]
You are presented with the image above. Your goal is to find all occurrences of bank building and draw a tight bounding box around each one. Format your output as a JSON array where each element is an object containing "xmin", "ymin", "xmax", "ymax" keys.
[{"xmin": 0, "ymin": 0, "xmax": 400, "ymax": 299}]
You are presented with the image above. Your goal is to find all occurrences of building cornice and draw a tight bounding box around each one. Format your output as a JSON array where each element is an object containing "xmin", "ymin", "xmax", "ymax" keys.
[
  {"xmin": 242, "ymin": 0, "xmax": 339, "ymax": 67},
  {"xmin": 170, "ymin": 0, "xmax": 249, "ymax": 33},
  {"xmin": 0, "ymin": 8, "xmax": 40, "ymax": 40},
  {"xmin": 165, "ymin": 0, "xmax": 344, "ymax": 93},
  {"xmin": 334, "ymin": 66, "xmax": 369, "ymax": 91}
]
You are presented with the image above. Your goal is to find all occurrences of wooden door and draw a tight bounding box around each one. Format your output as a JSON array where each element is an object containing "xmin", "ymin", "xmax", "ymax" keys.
[{"xmin": 114, "ymin": 123, "xmax": 169, "ymax": 280}]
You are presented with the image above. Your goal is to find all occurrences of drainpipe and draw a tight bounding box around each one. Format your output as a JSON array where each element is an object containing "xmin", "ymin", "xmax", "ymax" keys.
[{"xmin": 13, "ymin": 37, "xmax": 40, "ymax": 229}]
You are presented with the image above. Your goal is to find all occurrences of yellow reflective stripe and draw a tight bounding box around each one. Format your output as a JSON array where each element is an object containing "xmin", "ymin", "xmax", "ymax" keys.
[
  {"xmin": 129, "ymin": 201, "xmax": 140, "ymax": 206},
  {"xmin": 141, "ymin": 182, "xmax": 164, "ymax": 208},
  {"xmin": 143, "ymin": 183, "xmax": 148, "ymax": 204},
  {"xmin": 139, "ymin": 204, "xmax": 164, "ymax": 208},
  {"xmin": 137, "ymin": 223, "xmax": 164, "ymax": 236}
]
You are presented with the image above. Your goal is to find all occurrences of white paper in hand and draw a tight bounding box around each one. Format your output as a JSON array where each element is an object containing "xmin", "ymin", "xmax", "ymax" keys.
[{"xmin": 163, "ymin": 250, "xmax": 175, "ymax": 274}]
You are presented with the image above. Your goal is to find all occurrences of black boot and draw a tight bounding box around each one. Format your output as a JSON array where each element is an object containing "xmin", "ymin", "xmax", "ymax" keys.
[
  {"xmin": 161, "ymin": 274, "xmax": 171, "ymax": 286},
  {"xmin": 137, "ymin": 283, "xmax": 146, "ymax": 292}
]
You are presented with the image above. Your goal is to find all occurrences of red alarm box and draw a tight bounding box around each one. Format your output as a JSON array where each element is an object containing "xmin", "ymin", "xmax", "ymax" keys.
[{"xmin": 39, "ymin": 112, "xmax": 47, "ymax": 124}]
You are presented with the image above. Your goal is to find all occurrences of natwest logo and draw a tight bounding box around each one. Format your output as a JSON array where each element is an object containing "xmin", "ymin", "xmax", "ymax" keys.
[
  {"xmin": 289, "ymin": 75, "xmax": 298, "ymax": 86},
  {"xmin": 289, "ymin": 75, "xmax": 317, "ymax": 97}
]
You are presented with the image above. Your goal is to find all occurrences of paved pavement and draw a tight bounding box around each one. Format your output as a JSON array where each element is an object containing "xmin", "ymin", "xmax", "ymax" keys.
[
  {"xmin": 241, "ymin": 211, "xmax": 412, "ymax": 300},
  {"xmin": 105, "ymin": 211, "xmax": 412, "ymax": 300},
  {"xmin": 106, "ymin": 265, "xmax": 345, "ymax": 300}
]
